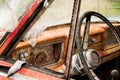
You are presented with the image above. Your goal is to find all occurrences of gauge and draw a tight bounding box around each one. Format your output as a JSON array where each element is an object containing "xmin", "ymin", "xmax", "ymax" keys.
[
  {"xmin": 91, "ymin": 51, "xmax": 99, "ymax": 63},
  {"xmin": 85, "ymin": 49, "xmax": 101, "ymax": 69},
  {"xmin": 30, "ymin": 47, "xmax": 48, "ymax": 67},
  {"xmin": 35, "ymin": 50, "xmax": 48, "ymax": 66}
]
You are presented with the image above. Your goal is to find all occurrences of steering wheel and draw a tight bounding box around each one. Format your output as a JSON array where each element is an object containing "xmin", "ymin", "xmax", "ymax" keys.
[{"xmin": 75, "ymin": 11, "xmax": 120, "ymax": 80}]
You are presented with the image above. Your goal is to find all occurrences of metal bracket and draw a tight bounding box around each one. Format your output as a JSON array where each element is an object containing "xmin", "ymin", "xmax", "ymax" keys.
[
  {"xmin": 7, "ymin": 60, "xmax": 26, "ymax": 77},
  {"xmin": 44, "ymin": 0, "xmax": 49, "ymax": 8}
]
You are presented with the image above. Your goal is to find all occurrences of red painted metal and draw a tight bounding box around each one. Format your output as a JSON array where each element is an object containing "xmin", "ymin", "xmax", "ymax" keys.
[
  {"xmin": 0, "ymin": 61, "xmax": 63, "ymax": 80},
  {"xmin": 0, "ymin": 76, "xmax": 13, "ymax": 80},
  {"xmin": 0, "ymin": 0, "xmax": 43, "ymax": 55}
]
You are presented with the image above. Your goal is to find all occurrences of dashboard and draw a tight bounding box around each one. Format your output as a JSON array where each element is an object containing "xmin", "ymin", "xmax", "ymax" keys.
[{"xmin": 8, "ymin": 23, "xmax": 120, "ymax": 71}]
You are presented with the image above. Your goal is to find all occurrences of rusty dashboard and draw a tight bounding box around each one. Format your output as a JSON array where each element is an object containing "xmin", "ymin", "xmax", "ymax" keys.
[{"xmin": 8, "ymin": 23, "xmax": 120, "ymax": 71}]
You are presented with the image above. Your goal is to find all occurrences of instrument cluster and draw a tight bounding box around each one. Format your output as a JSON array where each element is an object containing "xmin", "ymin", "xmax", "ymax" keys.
[{"xmin": 10, "ymin": 42, "xmax": 63, "ymax": 67}]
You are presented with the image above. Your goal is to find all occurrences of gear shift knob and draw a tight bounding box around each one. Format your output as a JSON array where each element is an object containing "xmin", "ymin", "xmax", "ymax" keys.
[{"xmin": 111, "ymin": 69, "xmax": 119, "ymax": 80}]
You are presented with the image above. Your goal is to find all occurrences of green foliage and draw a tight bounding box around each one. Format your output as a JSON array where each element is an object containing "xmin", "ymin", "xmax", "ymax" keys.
[{"xmin": 107, "ymin": 0, "xmax": 120, "ymax": 15}]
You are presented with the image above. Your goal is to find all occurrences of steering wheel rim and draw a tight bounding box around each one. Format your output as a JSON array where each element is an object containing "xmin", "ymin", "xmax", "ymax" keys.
[{"xmin": 76, "ymin": 11, "xmax": 120, "ymax": 80}]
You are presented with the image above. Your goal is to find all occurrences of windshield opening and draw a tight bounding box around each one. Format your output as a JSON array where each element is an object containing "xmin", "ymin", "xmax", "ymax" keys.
[
  {"xmin": 80, "ymin": 0, "xmax": 120, "ymax": 22},
  {"xmin": 0, "ymin": 0, "xmax": 33, "ymax": 32}
]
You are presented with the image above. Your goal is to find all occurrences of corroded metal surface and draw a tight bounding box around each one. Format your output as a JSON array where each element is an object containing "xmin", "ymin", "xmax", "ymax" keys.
[{"xmin": 64, "ymin": 0, "xmax": 81, "ymax": 79}]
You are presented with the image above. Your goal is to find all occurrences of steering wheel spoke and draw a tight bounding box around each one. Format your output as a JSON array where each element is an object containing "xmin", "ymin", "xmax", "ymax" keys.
[{"xmin": 82, "ymin": 16, "xmax": 91, "ymax": 50}]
